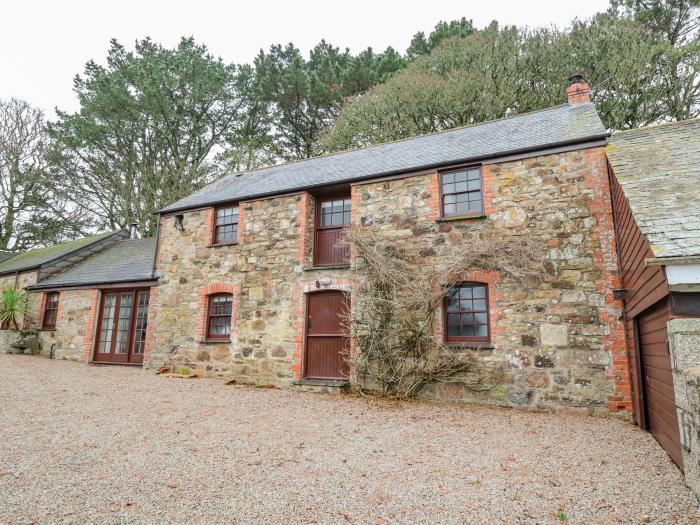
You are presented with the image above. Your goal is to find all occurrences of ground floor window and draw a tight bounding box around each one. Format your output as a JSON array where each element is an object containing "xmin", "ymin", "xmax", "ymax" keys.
[
  {"xmin": 444, "ymin": 283, "xmax": 490, "ymax": 344},
  {"xmin": 206, "ymin": 293, "xmax": 233, "ymax": 340},
  {"xmin": 42, "ymin": 292, "xmax": 60, "ymax": 329}
]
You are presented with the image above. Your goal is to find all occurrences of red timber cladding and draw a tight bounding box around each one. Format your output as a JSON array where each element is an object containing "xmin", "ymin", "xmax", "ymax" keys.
[{"xmin": 609, "ymin": 164, "xmax": 669, "ymax": 425}]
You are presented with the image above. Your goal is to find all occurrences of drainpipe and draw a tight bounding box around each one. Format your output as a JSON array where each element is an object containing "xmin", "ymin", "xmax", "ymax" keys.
[
  {"xmin": 151, "ymin": 213, "xmax": 161, "ymax": 279},
  {"xmin": 14, "ymin": 270, "xmax": 19, "ymax": 287}
]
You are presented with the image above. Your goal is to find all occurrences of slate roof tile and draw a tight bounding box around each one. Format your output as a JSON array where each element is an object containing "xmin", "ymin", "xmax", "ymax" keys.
[
  {"xmin": 607, "ymin": 118, "xmax": 700, "ymax": 258},
  {"xmin": 29, "ymin": 238, "xmax": 156, "ymax": 289},
  {"xmin": 160, "ymin": 102, "xmax": 607, "ymax": 213}
]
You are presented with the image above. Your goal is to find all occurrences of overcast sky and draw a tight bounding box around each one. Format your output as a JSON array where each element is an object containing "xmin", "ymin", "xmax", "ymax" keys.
[{"xmin": 1, "ymin": 0, "xmax": 609, "ymax": 118}]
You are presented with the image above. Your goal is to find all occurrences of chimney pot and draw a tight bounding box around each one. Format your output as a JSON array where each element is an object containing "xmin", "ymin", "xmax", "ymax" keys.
[
  {"xmin": 129, "ymin": 223, "xmax": 139, "ymax": 239},
  {"xmin": 567, "ymin": 74, "xmax": 590, "ymax": 105}
]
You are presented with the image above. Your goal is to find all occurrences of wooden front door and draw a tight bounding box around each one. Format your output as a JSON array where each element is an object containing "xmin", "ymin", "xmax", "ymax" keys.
[
  {"xmin": 93, "ymin": 289, "xmax": 150, "ymax": 365},
  {"xmin": 304, "ymin": 291, "xmax": 349, "ymax": 380},
  {"xmin": 638, "ymin": 300, "xmax": 683, "ymax": 470}
]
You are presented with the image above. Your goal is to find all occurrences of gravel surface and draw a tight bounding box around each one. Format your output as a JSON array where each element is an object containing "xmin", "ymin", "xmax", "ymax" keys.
[{"xmin": 0, "ymin": 355, "xmax": 697, "ymax": 525}]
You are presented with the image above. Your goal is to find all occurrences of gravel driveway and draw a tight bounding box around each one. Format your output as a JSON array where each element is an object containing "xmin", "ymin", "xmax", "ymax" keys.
[{"xmin": 0, "ymin": 355, "xmax": 697, "ymax": 524}]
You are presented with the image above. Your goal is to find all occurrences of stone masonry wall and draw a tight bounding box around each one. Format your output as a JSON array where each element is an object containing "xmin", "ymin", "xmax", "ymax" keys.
[
  {"xmin": 148, "ymin": 195, "xmax": 318, "ymax": 383},
  {"xmin": 35, "ymin": 289, "xmax": 98, "ymax": 361},
  {"xmin": 669, "ymin": 317, "xmax": 700, "ymax": 500},
  {"xmin": 352, "ymin": 147, "xmax": 627, "ymax": 415},
  {"xmin": 150, "ymin": 146, "xmax": 629, "ymax": 416}
]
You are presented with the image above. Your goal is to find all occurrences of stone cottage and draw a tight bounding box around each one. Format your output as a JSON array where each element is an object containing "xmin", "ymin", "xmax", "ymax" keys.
[
  {"xmin": 146, "ymin": 76, "xmax": 631, "ymax": 417},
  {"xmin": 5, "ymin": 79, "xmax": 700, "ymax": 493}
]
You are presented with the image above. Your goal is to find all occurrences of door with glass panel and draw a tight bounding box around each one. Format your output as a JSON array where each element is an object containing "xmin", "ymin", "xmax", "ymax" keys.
[{"xmin": 93, "ymin": 289, "xmax": 150, "ymax": 364}]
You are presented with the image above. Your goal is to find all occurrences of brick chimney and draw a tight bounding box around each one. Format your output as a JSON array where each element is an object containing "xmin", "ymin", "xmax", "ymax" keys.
[{"xmin": 567, "ymin": 74, "xmax": 590, "ymax": 105}]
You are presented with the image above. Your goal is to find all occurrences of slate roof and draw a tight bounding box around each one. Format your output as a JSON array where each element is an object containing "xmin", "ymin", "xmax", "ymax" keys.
[
  {"xmin": 29, "ymin": 238, "xmax": 157, "ymax": 289},
  {"xmin": 0, "ymin": 231, "xmax": 123, "ymax": 276},
  {"xmin": 608, "ymin": 118, "xmax": 700, "ymax": 258},
  {"xmin": 161, "ymin": 102, "xmax": 607, "ymax": 213}
]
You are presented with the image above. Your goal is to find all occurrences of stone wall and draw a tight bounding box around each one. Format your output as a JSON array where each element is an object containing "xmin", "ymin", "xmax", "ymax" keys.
[
  {"xmin": 669, "ymin": 317, "xmax": 700, "ymax": 499},
  {"xmin": 35, "ymin": 289, "xmax": 98, "ymax": 361},
  {"xmin": 352, "ymin": 148, "xmax": 627, "ymax": 415},
  {"xmin": 148, "ymin": 195, "xmax": 320, "ymax": 383},
  {"xmin": 150, "ymin": 146, "xmax": 629, "ymax": 416}
]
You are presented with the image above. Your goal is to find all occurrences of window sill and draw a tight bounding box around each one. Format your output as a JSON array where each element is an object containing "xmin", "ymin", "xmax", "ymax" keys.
[
  {"xmin": 208, "ymin": 241, "xmax": 238, "ymax": 248},
  {"xmin": 199, "ymin": 339, "xmax": 231, "ymax": 345},
  {"xmin": 445, "ymin": 343, "xmax": 495, "ymax": 350},
  {"xmin": 303, "ymin": 264, "xmax": 351, "ymax": 271},
  {"xmin": 436, "ymin": 214, "xmax": 486, "ymax": 223}
]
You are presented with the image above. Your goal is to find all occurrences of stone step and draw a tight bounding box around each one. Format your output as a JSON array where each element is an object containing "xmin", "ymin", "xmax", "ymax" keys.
[{"xmin": 291, "ymin": 379, "xmax": 350, "ymax": 394}]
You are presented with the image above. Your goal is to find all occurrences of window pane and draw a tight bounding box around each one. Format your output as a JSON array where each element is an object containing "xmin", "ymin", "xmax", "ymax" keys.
[
  {"xmin": 444, "ymin": 194, "xmax": 456, "ymax": 204},
  {"xmin": 468, "ymin": 169, "xmax": 480, "ymax": 181},
  {"xmin": 443, "ymin": 183, "xmax": 455, "ymax": 194},
  {"xmin": 98, "ymin": 294, "xmax": 116, "ymax": 353},
  {"xmin": 473, "ymin": 286, "xmax": 486, "ymax": 298},
  {"xmin": 473, "ymin": 299, "xmax": 486, "ymax": 311},
  {"xmin": 444, "ymin": 204, "xmax": 456, "ymax": 215},
  {"xmin": 476, "ymin": 325, "xmax": 489, "ymax": 337},
  {"xmin": 462, "ymin": 325, "xmax": 476, "ymax": 336},
  {"xmin": 456, "ymin": 201, "xmax": 469, "ymax": 215},
  {"xmin": 443, "ymin": 173, "xmax": 454, "ymax": 184},
  {"xmin": 447, "ymin": 314, "xmax": 461, "ymax": 336}
]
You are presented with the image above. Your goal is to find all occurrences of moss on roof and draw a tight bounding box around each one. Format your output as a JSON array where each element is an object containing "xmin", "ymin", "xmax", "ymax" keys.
[{"xmin": 0, "ymin": 232, "xmax": 119, "ymax": 275}]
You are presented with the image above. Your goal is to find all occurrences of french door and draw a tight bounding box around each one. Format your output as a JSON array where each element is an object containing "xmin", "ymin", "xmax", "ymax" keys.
[{"xmin": 93, "ymin": 289, "xmax": 150, "ymax": 364}]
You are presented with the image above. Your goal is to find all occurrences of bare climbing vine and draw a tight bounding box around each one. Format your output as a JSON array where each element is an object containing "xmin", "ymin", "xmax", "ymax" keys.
[{"xmin": 342, "ymin": 225, "xmax": 547, "ymax": 399}]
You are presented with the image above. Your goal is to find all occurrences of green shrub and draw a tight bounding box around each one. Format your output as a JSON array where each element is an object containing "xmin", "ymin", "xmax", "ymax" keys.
[{"xmin": 0, "ymin": 285, "xmax": 30, "ymax": 330}]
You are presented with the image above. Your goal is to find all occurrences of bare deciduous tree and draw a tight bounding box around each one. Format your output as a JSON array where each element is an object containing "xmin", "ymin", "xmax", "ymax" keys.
[{"xmin": 0, "ymin": 98, "xmax": 87, "ymax": 252}]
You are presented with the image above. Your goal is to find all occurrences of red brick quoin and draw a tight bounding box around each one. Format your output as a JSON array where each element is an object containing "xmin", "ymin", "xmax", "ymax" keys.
[{"xmin": 583, "ymin": 147, "xmax": 630, "ymax": 413}]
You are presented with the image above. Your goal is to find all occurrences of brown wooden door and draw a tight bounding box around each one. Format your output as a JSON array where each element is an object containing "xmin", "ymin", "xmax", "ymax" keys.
[
  {"xmin": 304, "ymin": 291, "xmax": 349, "ymax": 380},
  {"xmin": 93, "ymin": 289, "xmax": 150, "ymax": 365},
  {"xmin": 637, "ymin": 300, "xmax": 683, "ymax": 470}
]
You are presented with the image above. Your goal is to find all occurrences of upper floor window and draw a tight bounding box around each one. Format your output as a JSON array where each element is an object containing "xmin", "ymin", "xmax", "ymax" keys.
[
  {"xmin": 206, "ymin": 293, "xmax": 233, "ymax": 340},
  {"xmin": 213, "ymin": 206, "xmax": 239, "ymax": 245},
  {"xmin": 42, "ymin": 292, "xmax": 60, "ymax": 330},
  {"xmin": 314, "ymin": 196, "xmax": 351, "ymax": 266},
  {"xmin": 440, "ymin": 167, "xmax": 482, "ymax": 218},
  {"xmin": 444, "ymin": 283, "xmax": 489, "ymax": 344}
]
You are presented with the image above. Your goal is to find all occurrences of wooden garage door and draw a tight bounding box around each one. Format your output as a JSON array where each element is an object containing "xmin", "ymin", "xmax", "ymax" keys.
[{"xmin": 638, "ymin": 300, "xmax": 683, "ymax": 470}]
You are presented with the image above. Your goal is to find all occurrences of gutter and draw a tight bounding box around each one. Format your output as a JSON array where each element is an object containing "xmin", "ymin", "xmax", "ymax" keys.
[
  {"xmin": 645, "ymin": 255, "xmax": 700, "ymax": 267},
  {"xmin": 26, "ymin": 277, "xmax": 158, "ymax": 292},
  {"xmin": 157, "ymin": 133, "xmax": 610, "ymax": 216}
]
